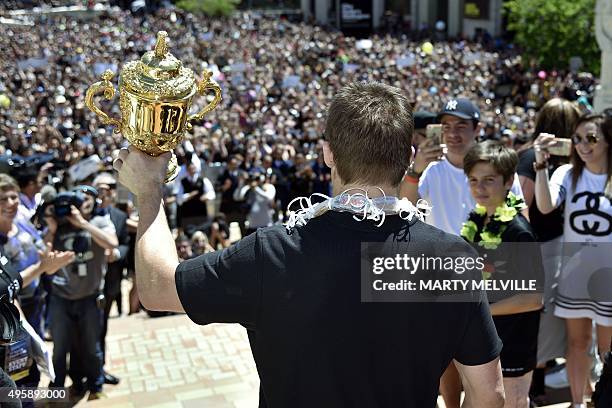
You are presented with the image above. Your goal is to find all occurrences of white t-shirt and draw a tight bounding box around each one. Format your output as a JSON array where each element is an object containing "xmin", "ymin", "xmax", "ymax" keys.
[
  {"xmin": 549, "ymin": 164, "xmax": 611, "ymax": 242},
  {"xmin": 418, "ymin": 158, "xmax": 524, "ymax": 235}
]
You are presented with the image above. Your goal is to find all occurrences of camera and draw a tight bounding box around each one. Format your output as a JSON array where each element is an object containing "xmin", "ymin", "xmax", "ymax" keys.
[
  {"xmin": 248, "ymin": 172, "xmax": 266, "ymax": 185},
  {"xmin": 31, "ymin": 186, "xmax": 99, "ymax": 234},
  {"xmin": 53, "ymin": 191, "xmax": 85, "ymax": 218},
  {"xmin": 52, "ymin": 185, "xmax": 99, "ymax": 219}
]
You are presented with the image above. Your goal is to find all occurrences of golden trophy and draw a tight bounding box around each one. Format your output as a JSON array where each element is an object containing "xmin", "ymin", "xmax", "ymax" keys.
[{"xmin": 85, "ymin": 31, "xmax": 221, "ymax": 181}]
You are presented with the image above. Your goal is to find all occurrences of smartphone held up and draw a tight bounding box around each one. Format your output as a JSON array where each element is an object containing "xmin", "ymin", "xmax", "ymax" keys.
[
  {"xmin": 426, "ymin": 124, "xmax": 442, "ymax": 146},
  {"xmin": 548, "ymin": 138, "xmax": 572, "ymax": 157}
]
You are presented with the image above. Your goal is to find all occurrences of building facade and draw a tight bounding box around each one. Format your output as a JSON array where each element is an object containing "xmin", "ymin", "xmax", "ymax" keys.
[{"xmin": 301, "ymin": 0, "xmax": 505, "ymax": 38}]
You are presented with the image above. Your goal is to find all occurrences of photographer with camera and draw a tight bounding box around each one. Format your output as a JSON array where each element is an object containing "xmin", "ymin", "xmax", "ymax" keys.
[
  {"xmin": 44, "ymin": 185, "xmax": 117, "ymax": 400},
  {"xmin": 233, "ymin": 171, "xmax": 276, "ymax": 236}
]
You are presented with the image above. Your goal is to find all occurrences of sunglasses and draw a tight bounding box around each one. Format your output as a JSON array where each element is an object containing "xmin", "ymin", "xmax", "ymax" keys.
[{"xmin": 571, "ymin": 133, "xmax": 600, "ymax": 145}]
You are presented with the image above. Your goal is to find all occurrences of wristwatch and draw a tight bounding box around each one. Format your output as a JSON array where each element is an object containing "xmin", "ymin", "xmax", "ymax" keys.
[{"xmin": 533, "ymin": 160, "xmax": 549, "ymax": 171}]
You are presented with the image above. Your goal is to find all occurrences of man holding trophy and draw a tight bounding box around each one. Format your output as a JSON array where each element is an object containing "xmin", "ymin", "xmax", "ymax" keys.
[{"xmin": 92, "ymin": 32, "xmax": 505, "ymax": 407}]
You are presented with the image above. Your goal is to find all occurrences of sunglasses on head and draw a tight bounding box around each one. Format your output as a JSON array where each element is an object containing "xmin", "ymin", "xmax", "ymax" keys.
[{"xmin": 571, "ymin": 133, "xmax": 600, "ymax": 145}]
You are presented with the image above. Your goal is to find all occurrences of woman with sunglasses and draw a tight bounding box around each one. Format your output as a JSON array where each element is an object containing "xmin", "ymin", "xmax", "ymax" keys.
[
  {"xmin": 534, "ymin": 111, "xmax": 612, "ymax": 408},
  {"xmin": 516, "ymin": 98, "xmax": 581, "ymax": 403}
]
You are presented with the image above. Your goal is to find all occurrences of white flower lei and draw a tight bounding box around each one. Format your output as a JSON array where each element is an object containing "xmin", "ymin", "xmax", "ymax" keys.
[{"xmin": 284, "ymin": 188, "xmax": 431, "ymax": 232}]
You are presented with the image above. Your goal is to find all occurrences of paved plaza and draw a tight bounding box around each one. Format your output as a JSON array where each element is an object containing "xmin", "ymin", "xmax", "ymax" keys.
[{"xmin": 82, "ymin": 313, "xmax": 260, "ymax": 408}]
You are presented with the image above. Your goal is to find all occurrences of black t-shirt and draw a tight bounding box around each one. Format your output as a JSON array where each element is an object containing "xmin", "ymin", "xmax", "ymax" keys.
[
  {"xmin": 472, "ymin": 214, "xmax": 545, "ymax": 304},
  {"xmin": 176, "ymin": 212, "xmax": 502, "ymax": 408},
  {"xmin": 486, "ymin": 215, "xmax": 543, "ymax": 374},
  {"xmin": 218, "ymin": 169, "xmax": 239, "ymax": 211},
  {"xmin": 500, "ymin": 213, "xmax": 537, "ymax": 243},
  {"xmin": 517, "ymin": 148, "xmax": 564, "ymax": 242},
  {"xmin": 179, "ymin": 177, "xmax": 208, "ymax": 218}
]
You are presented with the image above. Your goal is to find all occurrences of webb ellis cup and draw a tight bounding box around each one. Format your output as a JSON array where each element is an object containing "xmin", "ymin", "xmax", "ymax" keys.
[{"xmin": 85, "ymin": 31, "xmax": 222, "ymax": 181}]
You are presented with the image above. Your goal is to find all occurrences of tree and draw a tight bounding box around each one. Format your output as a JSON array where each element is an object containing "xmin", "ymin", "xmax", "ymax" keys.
[
  {"xmin": 504, "ymin": 0, "xmax": 600, "ymax": 74},
  {"xmin": 176, "ymin": 0, "xmax": 240, "ymax": 18}
]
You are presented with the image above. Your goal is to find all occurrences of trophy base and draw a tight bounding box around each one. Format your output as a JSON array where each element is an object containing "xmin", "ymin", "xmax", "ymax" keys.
[{"xmin": 165, "ymin": 154, "xmax": 179, "ymax": 183}]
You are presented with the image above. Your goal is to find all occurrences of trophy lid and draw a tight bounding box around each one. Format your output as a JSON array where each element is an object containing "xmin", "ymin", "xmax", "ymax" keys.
[{"xmin": 120, "ymin": 31, "xmax": 196, "ymax": 100}]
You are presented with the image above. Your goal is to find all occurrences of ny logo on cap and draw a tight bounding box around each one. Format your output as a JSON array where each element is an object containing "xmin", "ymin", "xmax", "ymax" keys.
[{"xmin": 446, "ymin": 100, "xmax": 458, "ymax": 110}]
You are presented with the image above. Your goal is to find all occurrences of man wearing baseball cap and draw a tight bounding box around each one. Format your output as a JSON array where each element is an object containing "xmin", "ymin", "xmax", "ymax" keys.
[
  {"xmin": 401, "ymin": 97, "xmax": 523, "ymax": 235},
  {"xmin": 400, "ymin": 97, "xmax": 524, "ymax": 408}
]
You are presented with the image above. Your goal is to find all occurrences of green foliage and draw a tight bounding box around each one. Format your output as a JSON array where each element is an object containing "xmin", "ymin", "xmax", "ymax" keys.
[
  {"xmin": 176, "ymin": 0, "xmax": 240, "ymax": 17},
  {"xmin": 504, "ymin": 0, "xmax": 600, "ymax": 74}
]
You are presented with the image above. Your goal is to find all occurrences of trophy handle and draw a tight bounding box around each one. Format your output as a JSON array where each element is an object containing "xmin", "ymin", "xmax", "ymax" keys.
[
  {"xmin": 85, "ymin": 70, "xmax": 122, "ymax": 133},
  {"xmin": 186, "ymin": 70, "xmax": 222, "ymax": 130}
]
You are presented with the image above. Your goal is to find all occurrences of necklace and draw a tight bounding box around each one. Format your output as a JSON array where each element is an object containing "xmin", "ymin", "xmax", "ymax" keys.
[
  {"xmin": 460, "ymin": 191, "xmax": 526, "ymax": 249},
  {"xmin": 284, "ymin": 188, "xmax": 431, "ymax": 231}
]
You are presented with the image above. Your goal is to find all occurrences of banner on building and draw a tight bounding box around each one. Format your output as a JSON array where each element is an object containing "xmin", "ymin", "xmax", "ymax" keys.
[{"xmin": 340, "ymin": 0, "xmax": 373, "ymax": 35}]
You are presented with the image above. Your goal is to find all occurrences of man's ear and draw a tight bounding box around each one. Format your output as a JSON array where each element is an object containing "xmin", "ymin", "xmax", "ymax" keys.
[{"xmin": 322, "ymin": 141, "xmax": 335, "ymax": 169}]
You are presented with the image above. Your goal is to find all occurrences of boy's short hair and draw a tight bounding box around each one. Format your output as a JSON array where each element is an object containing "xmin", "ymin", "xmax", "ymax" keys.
[
  {"xmin": 463, "ymin": 140, "xmax": 518, "ymax": 183},
  {"xmin": 325, "ymin": 82, "xmax": 413, "ymax": 186}
]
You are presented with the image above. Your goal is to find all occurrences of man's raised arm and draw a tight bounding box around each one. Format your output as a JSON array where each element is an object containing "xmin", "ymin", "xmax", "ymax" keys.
[
  {"xmin": 399, "ymin": 139, "xmax": 440, "ymax": 203},
  {"xmin": 115, "ymin": 147, "xmax": 184, "ymax": 313}
]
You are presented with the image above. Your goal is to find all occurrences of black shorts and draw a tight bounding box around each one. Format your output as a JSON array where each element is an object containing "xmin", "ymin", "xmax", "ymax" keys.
[{"xmin": 493, "ymin": 309, "xmax": 541, "ymax": 377}]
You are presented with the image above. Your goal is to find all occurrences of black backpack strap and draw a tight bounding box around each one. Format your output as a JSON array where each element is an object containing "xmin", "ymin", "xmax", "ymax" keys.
[
  {"xmin": 0, "ymin": 247, "xmax": 22, "ymax": 302},
  {"xmin": 0, "ymin": 246, "xmax": 23, "ymax": 345}
]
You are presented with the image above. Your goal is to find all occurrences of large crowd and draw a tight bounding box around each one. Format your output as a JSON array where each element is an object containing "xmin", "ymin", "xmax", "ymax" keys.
[
  {"xmin": 0, "ymin": 1, "xmax": 610, "ymax": 407},
  {"xmin": 1, "ymin": 3, "xmax": 599, "ymax": 233},
  {"xmin": 0, "ymin": 3, "xmax": 598, "ymax": 204}
]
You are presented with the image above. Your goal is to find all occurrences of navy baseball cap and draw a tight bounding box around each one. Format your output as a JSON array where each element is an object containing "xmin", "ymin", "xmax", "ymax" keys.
[
  {"xmin": 437, "ymin": 98, "xmax": 480, "ymax": 122},
  {"xmin": 73, "ymin": 185, "xmax": 99, "ymax": 198}
]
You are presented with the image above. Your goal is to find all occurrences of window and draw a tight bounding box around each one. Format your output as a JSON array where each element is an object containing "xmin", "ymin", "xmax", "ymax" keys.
[
  {"xmin": 386, "ymin": 0, "xmax": 411, "ymax": 15},
  {"xmin": 464, "ymin": 0, "xmax": 490, "ymax": 20}
]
